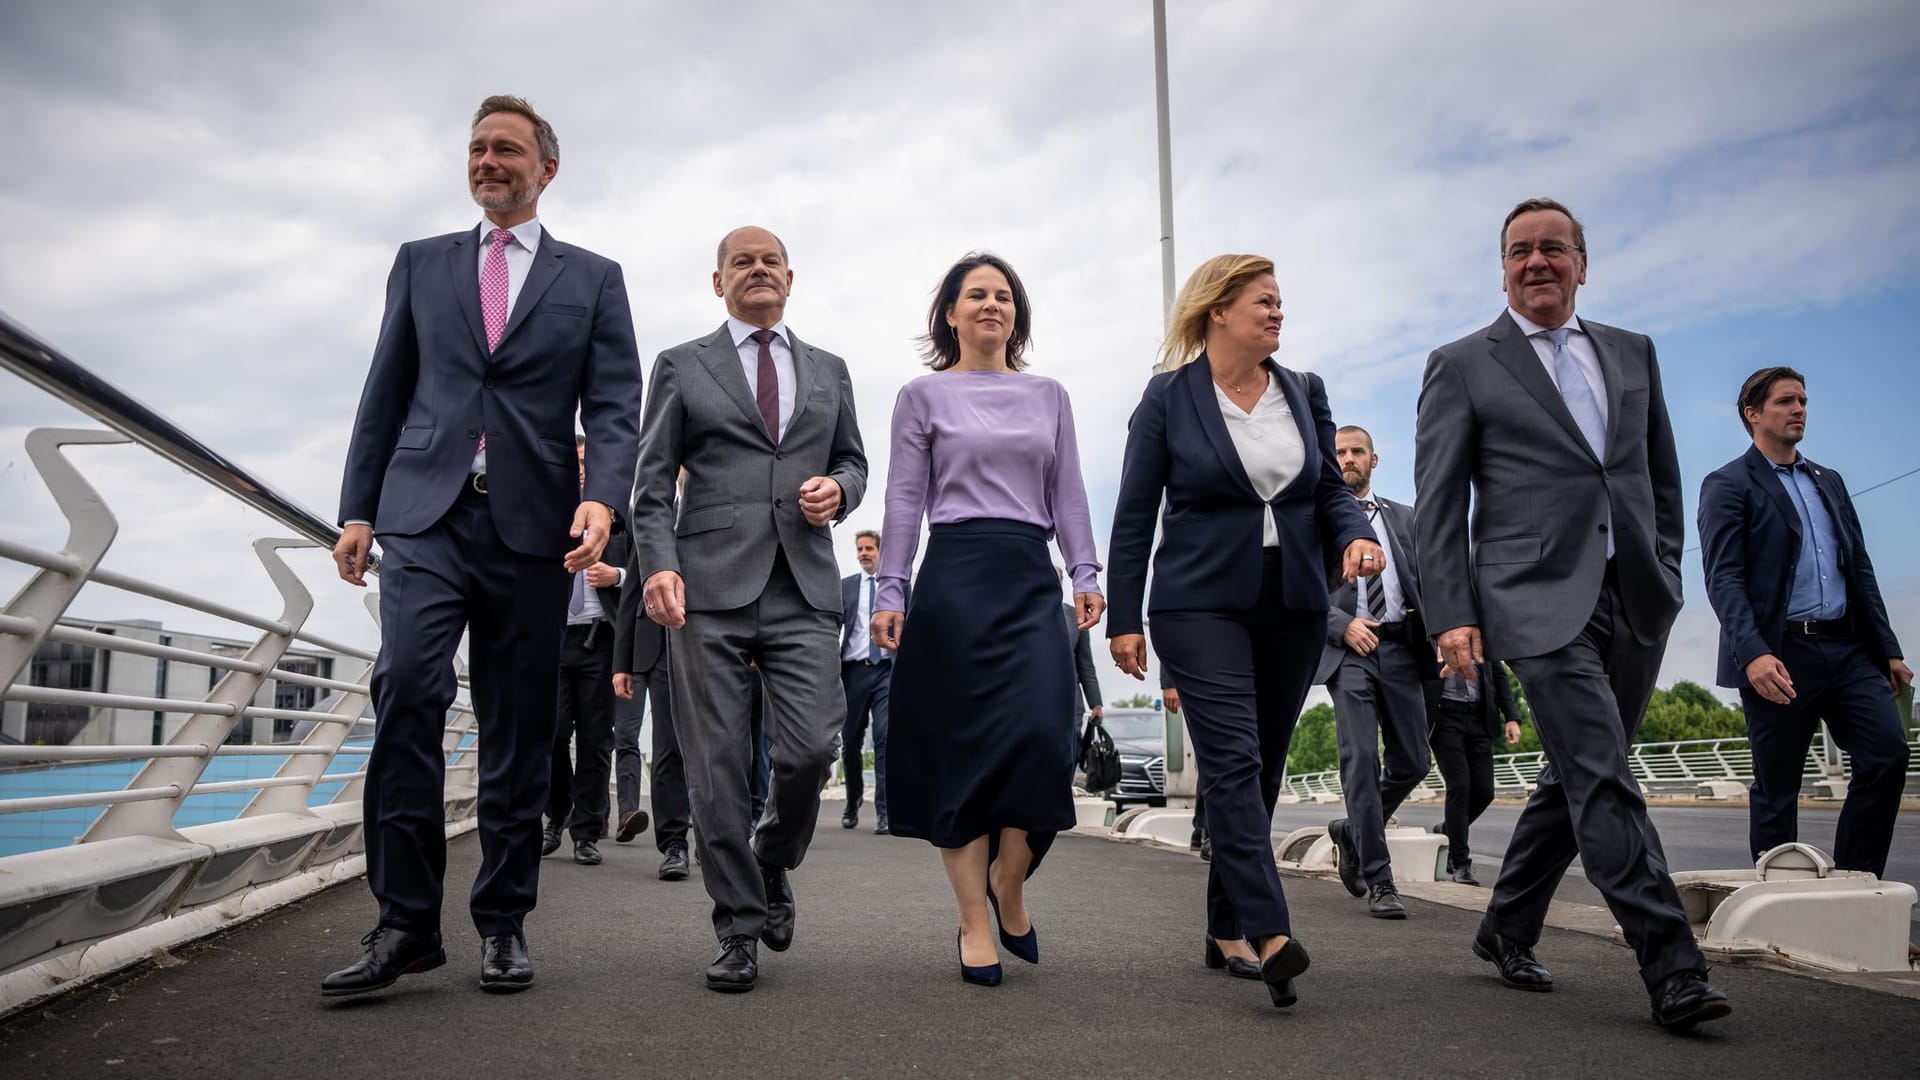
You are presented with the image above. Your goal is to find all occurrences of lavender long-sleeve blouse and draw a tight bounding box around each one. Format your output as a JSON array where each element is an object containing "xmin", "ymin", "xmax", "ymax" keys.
[{"xmin": 876, "ymin": 371, "xmax": 1102, "ymax": 613}]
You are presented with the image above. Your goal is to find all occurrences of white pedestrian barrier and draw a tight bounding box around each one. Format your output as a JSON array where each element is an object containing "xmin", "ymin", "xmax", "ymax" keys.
[
  {"xmin": 1272, "ymin": 824, "xmax": 1448, "ymax": 882},
  {"xmin": 1672, "ymin": 843, "xmax": 1918, "ymax": 972}
]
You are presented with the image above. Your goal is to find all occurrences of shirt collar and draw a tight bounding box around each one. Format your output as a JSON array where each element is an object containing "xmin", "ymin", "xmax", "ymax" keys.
[
  {"xmin": 1770, "ymin": 452, "xmax": 1807, "ymax": 474},
  {"xmin": 477, "ymin": 217, "xmax": 542, "ymax": 254},
  {"xmin": 728, "ymin": 315, "xmax": 790, "ymax": 349},
  {"xmin": 1507, "ymin": 308, "xmax": 1584, "ymax": 339}
]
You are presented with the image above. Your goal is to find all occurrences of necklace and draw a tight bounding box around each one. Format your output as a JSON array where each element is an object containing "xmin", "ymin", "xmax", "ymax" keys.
[{"xmin": 1213, "ymin": 368, "xmax": 1264, "ymax": 394}]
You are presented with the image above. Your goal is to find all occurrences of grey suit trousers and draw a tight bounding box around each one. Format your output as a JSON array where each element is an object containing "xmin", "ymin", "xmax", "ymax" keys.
[
  {"xmin": 1330, "ymin": 635, "xmax": 1432, "ymax": 885},
  {"xmin": 670, "ymin": 551, "xmax": 845, "ymax": 942},
  {"xmin": 1484, "ymin": 569, "xmax": 1706, "ymax": 989}
]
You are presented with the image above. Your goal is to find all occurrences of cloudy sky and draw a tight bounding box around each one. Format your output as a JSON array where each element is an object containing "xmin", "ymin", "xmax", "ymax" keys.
[{"xmin": 2, "ymin": 0, "xmax": 1917, "ymax": 710}]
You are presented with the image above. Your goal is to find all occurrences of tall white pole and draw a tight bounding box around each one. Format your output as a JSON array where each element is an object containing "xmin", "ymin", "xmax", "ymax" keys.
[{"xmin": 1153, "ymin": 0, "xmax": 1176, "ymax": 330}]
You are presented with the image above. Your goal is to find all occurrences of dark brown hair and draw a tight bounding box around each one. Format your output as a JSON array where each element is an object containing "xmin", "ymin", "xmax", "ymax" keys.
[
  {"xmin": 1501, "ymin": 197, "xmax": 1586, "ymax": 256},
  {"xmin": 473, "ymin": 95, "xmax": 559, "ymax": 162},
  {"xmin": 1736, "ymin": 365, "xmax": 1807, "ymax": 434},
  {"xmin": 921, "ymin": 253, "xmax": 1033, "ymax": 371}
]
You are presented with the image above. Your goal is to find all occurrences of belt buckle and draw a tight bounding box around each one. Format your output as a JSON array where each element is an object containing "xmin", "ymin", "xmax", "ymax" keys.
[
  {"xmin": 1790, "ymin": 619, "xmax": 1815, "ymax": 636},
  {"xmin": 470, "ymin": 473, "xmax": 488, "ymax": 495}
]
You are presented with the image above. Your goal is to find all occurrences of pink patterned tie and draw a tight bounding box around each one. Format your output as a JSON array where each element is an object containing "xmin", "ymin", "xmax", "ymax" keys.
[{"xmin": 477, "ymin": 227, "xmax": 512, "ymax": 455}]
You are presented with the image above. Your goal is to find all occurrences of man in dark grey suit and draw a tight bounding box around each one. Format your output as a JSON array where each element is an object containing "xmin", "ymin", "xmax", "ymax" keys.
[
  {"xmin": 1316, "ymin": 425, "xmax": 1434, "ymax": 919},
  {"xmin": 632, "ymin": 226, "xmax": 867, "ymax": 993},
  {"xmin": 1415, "ymin": 197, "xmax": 1729, "ymax": 1030},
  {"xmin": 1059, "ymin": 566, "xmax": 1104, "ymax": 741}
]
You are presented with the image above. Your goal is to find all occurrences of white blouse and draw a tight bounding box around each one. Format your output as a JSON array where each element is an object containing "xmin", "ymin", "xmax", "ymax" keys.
[{"xmin": 1214, "ymin": 373, "xmax": 1305, "ymax": 546}]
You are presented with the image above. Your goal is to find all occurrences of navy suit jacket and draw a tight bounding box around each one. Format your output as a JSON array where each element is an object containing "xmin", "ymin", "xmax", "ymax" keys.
[
  {"xmin": 1698, "ymin": 445, "xmax": 1902, "ymax": 689},
  {"xmin": 840, "ymin": 572, "xmax": 905, "ymax": 660},
  {"xmin": 339, "ymin": 225, "xmax": 643, "ymax": 558},
  {"xmin": 1108, "ymin": 356, "xmax": 1373, "ymax": 637}
]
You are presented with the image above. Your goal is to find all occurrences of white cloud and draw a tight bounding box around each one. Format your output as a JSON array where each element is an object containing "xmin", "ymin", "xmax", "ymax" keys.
[{"xmin": 2, "ymin": 0, "xmax": 1917, "ymax": 713}]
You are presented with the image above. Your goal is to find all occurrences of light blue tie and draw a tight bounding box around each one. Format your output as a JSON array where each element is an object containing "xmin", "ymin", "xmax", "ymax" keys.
[
  {"xmin": 1545, "ymin": 327, "xmax": 1605, "ymax": 459},
  {"xmin": 568, "ymin": 570, "xmax": 586, "ymax": 617},
  {"xmin": 866, "ymin": 576, "xmax": 883, "ymax": 661},
  {"xmin": 1545, "ymin": 327, "xmax": 1614, "ymax": 557}
]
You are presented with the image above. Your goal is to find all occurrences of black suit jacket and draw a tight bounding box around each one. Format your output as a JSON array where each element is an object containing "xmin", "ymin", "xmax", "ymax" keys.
[
  {"xmin": 1427, "ymin": 660, "xmax": 1522, "ymax": 740},
  {"xmin": 1063, "ymin": 603, "xmax": 1103, "ymax": 714},
  {"xmin": 1698, "ymin": 445, "xmax": 1902, "ymax": 689},
  {"xmin": 1108, "ymin": 356, "xmax": 1373, "ymax": 636},
  {"xmin": 1314, "ymin": 495, "xmax": 1434, "ymax": 684}
]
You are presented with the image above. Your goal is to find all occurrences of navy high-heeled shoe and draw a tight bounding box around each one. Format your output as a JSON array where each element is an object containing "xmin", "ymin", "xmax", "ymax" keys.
[
  {"xmin": 957, "ymin": 930, "xmax": 1002, "ymax": 986},
  {"xmin": 1204, "ymin": 937, "xmax": 1262, "ymax": 980},
  {"xmin": 985, "ymin": 886, "xmax": 1039, "ymax": 964}
]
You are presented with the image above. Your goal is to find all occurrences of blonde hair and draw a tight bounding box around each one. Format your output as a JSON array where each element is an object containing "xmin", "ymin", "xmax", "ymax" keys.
[{"xmin": 1156, "ymin": 254, "xmax": 1276, "ymax": 372}]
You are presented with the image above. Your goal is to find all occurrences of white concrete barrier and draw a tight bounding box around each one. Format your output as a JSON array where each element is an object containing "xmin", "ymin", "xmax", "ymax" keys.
[
  {"xmin": 1672, "ymin": 843, "xmax": 1919, "ymax": 972},
  {"xmin": 1696, "ymin": 780, "xmax": 1746, "ymax": 799}
]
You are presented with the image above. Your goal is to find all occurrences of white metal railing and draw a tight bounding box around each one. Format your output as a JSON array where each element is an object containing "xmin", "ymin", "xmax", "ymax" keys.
[
  {"xmin": 0, "ymin": 311, "xmax": 482, "ymax": 1014},
  {"xmin": 1283, "ymin": 730, "xmax": 1920, "ymax": 801}
]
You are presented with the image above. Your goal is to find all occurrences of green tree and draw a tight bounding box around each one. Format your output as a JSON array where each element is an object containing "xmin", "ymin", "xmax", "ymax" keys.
[
  {"xmin": 1637, "ymin": 680, "xmax": 1746, "ymax": 742},
  {"xmin": 1110, "ymin": 692, "xmax": 1155, "ymax": 709},
  {"xmin": 1287, "ymin": 703, "xmax": 1338, "ymax": 774}
]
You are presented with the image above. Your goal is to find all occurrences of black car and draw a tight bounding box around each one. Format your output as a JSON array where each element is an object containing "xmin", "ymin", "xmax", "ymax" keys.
[{"xmin": 1101, "ymin": 711, "xmax": 1166, "ymax": 808}]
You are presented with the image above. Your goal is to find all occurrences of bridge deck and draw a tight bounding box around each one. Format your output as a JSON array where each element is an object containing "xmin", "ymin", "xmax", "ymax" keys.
[{"xmin": 3, "ymin": 815, "xmax": 1915, "ymax": 1079}]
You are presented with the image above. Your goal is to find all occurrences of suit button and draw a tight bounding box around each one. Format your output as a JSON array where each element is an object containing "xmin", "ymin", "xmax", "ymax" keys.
[
  {"xmin": 1598, "ymin": 524, "xmax": 1608, "ymax": 534},
  {"xmin": 483, "ymin": 378, "xmax": 495, "ymax": 389},
  {"xmin": 466, "ymin": 428, "xmax": 479, "ymax": 439},
  {"xmin": 775, "ymin": 451, "xmax": 785, "ymax": 460},
  {"xmin": 775, "ymin": 498, "xmax": 785, "ymax": 508}
]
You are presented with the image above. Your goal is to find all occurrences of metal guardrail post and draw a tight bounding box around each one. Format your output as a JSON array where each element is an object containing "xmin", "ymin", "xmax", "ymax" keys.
[
  {"xmin": 82, "ymin": 539, "xmax": 317, "ymax": 843},
  {"xmin": 0, "ymin": 429, "xmax": 129, "ymax": 692}
]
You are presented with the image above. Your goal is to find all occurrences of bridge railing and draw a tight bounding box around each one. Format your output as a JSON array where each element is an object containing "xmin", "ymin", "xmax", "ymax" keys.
[
  {"xmin": 0, "ymin": 311, "xmax": 474, "ymax": 1013},
  {"xmin": 1284, "ymin": 731, "xmax": 1919, "ymax": 802}
]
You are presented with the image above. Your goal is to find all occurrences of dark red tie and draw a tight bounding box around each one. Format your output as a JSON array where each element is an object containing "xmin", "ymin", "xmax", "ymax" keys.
[{"xmin": 751, "ymin": 328, "xmax": 780, "ymax": 444}]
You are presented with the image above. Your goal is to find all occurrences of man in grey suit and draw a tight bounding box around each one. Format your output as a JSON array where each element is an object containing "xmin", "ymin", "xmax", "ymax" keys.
[
  {"xmin": 1316, "ymin": 425, "xmax": 1434, "ymax": 920},
  {"xmin": 1414, "ymin": 197, "xmax": 1729, "ymax": 1030},
  {"xmin": 1059, "ymin": 566, "xmax": 1104, "ymax": 740},
  {"xmin": 632, "ymin": 226, "xmax": 867, "ymax": 993}
]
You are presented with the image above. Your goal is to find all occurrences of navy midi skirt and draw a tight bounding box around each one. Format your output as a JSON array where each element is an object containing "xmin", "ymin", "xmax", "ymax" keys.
[{"xmin": 884, "ymin": 519, "xmax": 1077, "ymax": 870}]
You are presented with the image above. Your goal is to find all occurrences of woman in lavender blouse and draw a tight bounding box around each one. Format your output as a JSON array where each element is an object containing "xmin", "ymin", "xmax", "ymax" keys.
[{"xmin": 870, "ymin": 253, "xmax": 1105, "ymax": 987}]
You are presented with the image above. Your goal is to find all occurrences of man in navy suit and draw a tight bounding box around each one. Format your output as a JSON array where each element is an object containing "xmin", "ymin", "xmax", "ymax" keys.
[
  {"xmin": 324, "ymin": 95, "xmax": 642, "ymax": 996},
  {"xmin": 838, "ymin": 530, "xmax": 895, "ymax": 833},
  {"xmin": 1698, "ymin": 366, "xmax": 1910, "ymax": 876}
]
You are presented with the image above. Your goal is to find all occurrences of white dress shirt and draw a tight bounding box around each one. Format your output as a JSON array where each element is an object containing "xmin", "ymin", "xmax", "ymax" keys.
[
  {"xmin": 1213, "ymin": 372, "xmax": 1305, "ymax": 546},
  {"xmin": 473, "ymin": 218, "xmax": 543, "ymax": 476},
  {"xmin": 841, "ymin": 572, "xmax": 878, "ymax": 662},
  {"xmin": 1354, "ymin": 494, "xmax": 1407, "ymax": 624},
  {"xmin": 565, "ymin": 566, "xmax": 628, "ymax": 627},
  {"xmin": 728, "ymin": 315, "xmax": 797, "ymax": 439}
]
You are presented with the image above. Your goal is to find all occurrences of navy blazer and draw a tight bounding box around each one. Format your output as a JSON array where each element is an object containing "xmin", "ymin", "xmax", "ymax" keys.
[
  {"xmin": 1108, "ymin": 356, "xmax": 1373, "ymax": 637},
  {"xmin": 339, "ymin": 225, "xmax": 643, "ymax": 558},
  {"xmin": 841, "ymin": 572, "xmax": 905, "ymax": 659},
  {"xmin": 1698, "ymin": 445, "xmax": 1902, "ymax": 688}
]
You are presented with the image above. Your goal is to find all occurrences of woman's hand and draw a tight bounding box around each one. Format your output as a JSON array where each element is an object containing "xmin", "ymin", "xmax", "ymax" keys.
[
  {"xmin": 1342, "ymin": 538, "xmax": 1386, "ymax": 582},
  {"xmin": 1110, "ymin": 634, "xmax": 1148, "ymax": 679},
  {"xmin": 871, "ymin": 610, "xmax": 905, "ymax": 651},
  {"xmin": 1074, "ymin": 592, "xmax": 1106, "ymax": 631}
]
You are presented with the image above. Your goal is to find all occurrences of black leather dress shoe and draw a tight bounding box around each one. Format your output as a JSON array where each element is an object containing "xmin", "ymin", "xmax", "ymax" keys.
[
  {"xmin": 1203, "ymin": 937, "xmax": 1262, "ymax": 980},
  {"xmin": 615, "ymin": 809, "xmax": 650, "ymax": 843},
  {"xmin": 320, "ymin": 926, "xmax": 445, "ymax": 996},
  {"xmin": 842, "ymin": 798, "xmax": 861, "ymax": 829},
  {"xmin": 1367, "ymin": 880, "xmax": 1407, "ymax": 919},
  {"xmin": 659, "ymin": 843, "xmax": 690, "ymax": 881},
  {"xmin": 707, "ymin": 934, "xmax": 758, "ymax": 992},
  {"xmin": 1448, "ymin": 860, "xmax": 1481, "ymax": 886},
  {"xmin": 873, "ymin": 816, "xmax": 890, "ymax": 836},
  {"xmin": 1472, "ymin": 924, "xmax": 1553, "ymax": 991},
  {"xmin": 1327, "ymin": 819, "xmax": 1366, "ymax": 897},
  {"xmin": 479, "ymin": 933, "xmax": 533, "ymax": 992},
  {"xmin": 760, "ymin": 862, "xmax": 795, "ymax": 951},
  {"xmin": 1649, "ymin": 971, "xmax": 1732, "ymax": 1030},
  {"xmin": 1259, "ymin": 937, "xmax": 1311, "ymax": 1008},
  {"xmin": 540, "ymin": 822, "xmax": 562, "ymax": 857},
  {"xmin": 574, "ymin": 839, "xmax": 602, "ymax": 865}
]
